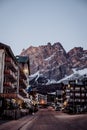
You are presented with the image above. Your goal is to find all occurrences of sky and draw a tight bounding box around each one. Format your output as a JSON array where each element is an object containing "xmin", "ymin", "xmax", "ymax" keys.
[{"xmin": 0, "ymin": 0, "xmax": 87, "ymax": 55}]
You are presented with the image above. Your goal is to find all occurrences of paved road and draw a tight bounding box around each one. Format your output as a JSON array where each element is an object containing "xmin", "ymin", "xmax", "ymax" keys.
[{"xmin": 0, "ymin": 108, "xmax": 87, "ymax": 130}]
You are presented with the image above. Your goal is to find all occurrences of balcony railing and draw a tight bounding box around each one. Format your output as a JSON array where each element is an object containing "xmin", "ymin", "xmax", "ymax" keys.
[
  {"xmin": 4, "ymin": 69, "xmax": 17, "ymax": 81},
  {"xmin": 19, "ymin": 89, "xmax": 27, "ymax": 98},
  {"xmin": 4, "ymin": 82, "xmax": 12, "ymax": 87},
  {"xmin": 19, "ymin": 79, "xmax": 27, "ymax": 89},
  {"xmin": 5, "ymin": 57, "xmax": 17, "ymax": 72}
]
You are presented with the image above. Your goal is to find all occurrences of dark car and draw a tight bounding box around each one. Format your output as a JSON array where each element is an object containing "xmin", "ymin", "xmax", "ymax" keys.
[{"xmin": 55, "ymin": 106, "xmax": 61, "ymax": 111}]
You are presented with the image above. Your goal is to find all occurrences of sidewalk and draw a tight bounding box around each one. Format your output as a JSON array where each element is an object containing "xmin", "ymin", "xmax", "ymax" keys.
[
  {"xmin": 0, "ymin": 118, "xmax": 10, "ymax": 125},
  {"xmin": 0, "ymin": 114, "xmax": 37, "ymax": 130}
]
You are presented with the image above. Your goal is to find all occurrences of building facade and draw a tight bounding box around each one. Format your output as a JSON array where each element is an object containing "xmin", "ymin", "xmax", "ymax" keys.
[
  {"xmin": 0, "ymin": 43, "xmax": 30, "ymax": 118},
  {"xmin": 63, "ymin": 78, "xmax": 87, "ymax": 113}
]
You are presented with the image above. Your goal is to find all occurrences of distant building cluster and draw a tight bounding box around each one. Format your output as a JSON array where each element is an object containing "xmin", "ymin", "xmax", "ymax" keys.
[{"xmin": 47, "ymin": 77, "xmax": 87, "ymax": 114}]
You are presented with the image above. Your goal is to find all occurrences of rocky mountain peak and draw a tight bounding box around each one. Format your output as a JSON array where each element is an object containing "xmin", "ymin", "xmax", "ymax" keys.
[
  {"xmin": 68, "ymin": 47, "xmax": 87, "ymax": 69},
  {"xmin": 21, "ymin": 42, "xmax": 87, "ymax": 81},
  {"xmin": 68, "ymin": 47, "xmax": 83, "ymax": 56}
]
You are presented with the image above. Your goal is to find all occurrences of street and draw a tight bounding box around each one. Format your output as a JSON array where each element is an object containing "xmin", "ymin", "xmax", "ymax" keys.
[{"xmin": 0, "ymin": 108, "xmax": 87, "ymax": 130}]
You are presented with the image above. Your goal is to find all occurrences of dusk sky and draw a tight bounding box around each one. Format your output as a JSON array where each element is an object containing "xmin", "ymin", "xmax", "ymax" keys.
[{"xmin": 0, "ymin": 0, "xmax": 87, "ymax": 55}]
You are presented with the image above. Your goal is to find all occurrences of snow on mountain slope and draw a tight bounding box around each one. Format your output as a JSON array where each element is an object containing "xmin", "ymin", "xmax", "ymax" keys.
[
  {"xmin": 21, "ymin": 42, "xmax": 87, "ymax": 82},
  {"xmin": 29, "ymin": 68, "xmax": 87, "ymax": 85},
  {"xmin": 57, "ymin": 68, "xmax": 87, "ymax": 83}
]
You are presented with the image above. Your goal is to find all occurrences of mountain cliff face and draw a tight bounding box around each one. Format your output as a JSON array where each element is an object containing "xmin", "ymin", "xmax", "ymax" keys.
[
  {"xmin": 21, "ymin": 42, "xmax": 87, "ymax": 81},
  {"xmin": 67, "ymin": 47, "xmax": 87, "ymax": 70}
]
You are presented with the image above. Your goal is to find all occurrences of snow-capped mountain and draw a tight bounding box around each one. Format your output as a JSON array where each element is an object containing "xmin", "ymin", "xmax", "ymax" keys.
[
  {"xmin": 57, "ymin": 68, "xmax": 87, "ymax": 84},
  {"xmin": 21, "ymin": 42, "xmax": 87, "ymax": 82},
  {"xmin": 29, "ymin": 68, "xmax": 87, "ymax": 86},
  {"xmin": 28, "ymin": 68, "xmax": 87, "ymax": 95}
]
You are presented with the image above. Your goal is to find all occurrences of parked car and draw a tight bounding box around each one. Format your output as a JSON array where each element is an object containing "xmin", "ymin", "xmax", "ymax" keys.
[{"xmin": 55, "ymin": 106, "xmax": 61, "ymax": 111}]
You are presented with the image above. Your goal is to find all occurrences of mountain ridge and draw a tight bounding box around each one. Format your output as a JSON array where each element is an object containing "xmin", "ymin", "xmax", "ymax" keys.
[{"xmin": 21, "ymin": 42, "xmax": 87, "ymax": 81}]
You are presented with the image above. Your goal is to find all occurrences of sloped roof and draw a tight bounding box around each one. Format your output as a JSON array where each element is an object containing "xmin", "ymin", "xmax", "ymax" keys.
[
  {"xmin": 16, "ymin": 55, "xmax": 29, "ymax": 63},
  {"xmin": 0, "ymin": 42, "xmax": 17, "ymax": 64}
]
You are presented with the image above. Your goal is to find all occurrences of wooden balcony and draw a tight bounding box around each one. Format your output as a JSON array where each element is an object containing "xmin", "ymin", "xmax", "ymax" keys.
[
  {"xmin": 3, "ymin": 82, "xmax": 16, "ymax": 89},
  {"xmin": 19, "ymin": 88, "xmax": 27, "ymax": 98},
  {"xmin": 5, "ymin": 57, "xmax": 17, "ymax": 72},
  {"xmin": 4, "ymin": 82, "xmax": 12, "ymax": 87},
  {"xmin": 0, "ymin": 93, "xmax": 17, "ymax": 98},
  {"xmin": 3, "ymin": 82, "xmax": 17, "ymax": 94},
  {"xmin": 19, "ymin": 79, "xmax": 27, "ymax": 89},
  {"xmin": 70, "ymin": 95, "xmax": 86, "ymax": 99},
  {"xmin": 4, "ymin": 69, "xmax": 17, "ymax": 82}
]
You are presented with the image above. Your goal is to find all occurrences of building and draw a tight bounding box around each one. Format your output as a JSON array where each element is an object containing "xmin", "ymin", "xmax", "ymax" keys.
[
  {"xmin": 16, "ymin": 55, "xmax": 31, "ymax": 110},
  {"xmin": 0, "ymin": 43, "xmax": 19, "ymax": 114},
  {"xmin": 63, "ymin": 77, "xmax": 87, "ymax": 113},
  {"xmin": 16, "ymin": 56, "xmax": 30, "ymax": 98},
  {"xmin": 0, "ymin": 43, "xmax": 30, "ymax": 119},
  {"xmin": 38, "ymin": 93, "xmax": 47, "ymax": 105}
]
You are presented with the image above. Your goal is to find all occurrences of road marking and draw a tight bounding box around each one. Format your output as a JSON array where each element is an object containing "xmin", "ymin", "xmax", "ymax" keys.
[{"xmin": 18, "ymin": 116, "xmax": 37, "ymax": 130}]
